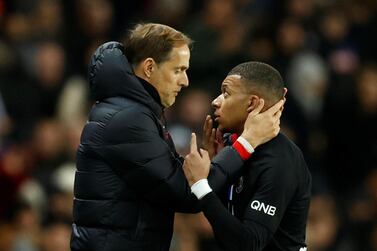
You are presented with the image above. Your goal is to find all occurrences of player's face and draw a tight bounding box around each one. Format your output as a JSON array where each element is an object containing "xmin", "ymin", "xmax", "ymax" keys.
[
  {"xmin": 150, "ymin": 44, "xmax": 190, "ymax": 107},
  {"xmin": 212, "ymin": 75, "xmax": 250, "ymax": 134}
]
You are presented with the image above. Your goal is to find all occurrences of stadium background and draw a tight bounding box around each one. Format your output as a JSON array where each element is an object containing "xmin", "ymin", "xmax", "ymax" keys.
[{"xmin": 0, "ymin": 0, "xmax": 376, "ymax": 250}]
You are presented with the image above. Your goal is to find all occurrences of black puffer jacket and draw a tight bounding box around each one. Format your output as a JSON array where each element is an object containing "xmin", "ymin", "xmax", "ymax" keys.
[{"xmin": 71, "ymin": 42, "xmax": 246, "ymax": 251}]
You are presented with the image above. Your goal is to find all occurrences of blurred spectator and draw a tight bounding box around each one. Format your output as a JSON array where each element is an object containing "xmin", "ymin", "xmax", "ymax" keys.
[
  {"xmin": 68, "ymin": 0, "xmax": 114, "ymax": 75},
  {"xmin": 286, "ymin": 0, "xmax": 316, "ymax": 21},
  {"xmin": 169, "ymin": 89, "xmax": 212, "ymax": 155},
  {"xmin": 33, "ymin": 41, "xmax": 65, "ymax": 88},
  {"xmin": 286, "ymin": 52, "xmax": 329, "ymax": 191},
  {"xmin": 0, "ymin": 0, "xmax": 4, "ymax": 17},
  {"xmin": 275, "ymin": 18, "xmax": 307, "ymax": 77},
  {"xmin": 10, "ymin": 201, "xmax": 40, "ymax": 251},
  {"xmin": 0, "ymin": 41, "xmax": 66, "ymax": 130},
  {"xmin": 30, "ymin": 119, "xmax": 68, "ymax": 192},
  {"xmin": 0, "ymin": 222, "xmax": 15, "ymax": 251},
  {"xmin": 0, "ymin": 142, "xmax": 34, "ymax": 220},
  {"xmin": 325, "ymin": 63, "xmax": 377, "ymax": 195},
  {"xmin": 4, "ymin": 12, "xmax": 32, "ymax": 43},
  {"xmin": 184, "ymin": 0, "xmax": 247, "ymax": 95},
  {"xmin": 18, "ymin": 179, "xmax": 47, "ymax": 221},
  {"xmin": 306, "ymin": 194, "xmax": 357, "ymax": 251},
  {"xmin": 0, "ymin": 92, "xmax": 11, "ymax": 140},
  {"xmin": 33, "ymin": 0, "xmax": 63, "ymax": 38},
  {"xmin": 56, "ymin": 76, "xmax": 88, "ymax": 125},
  {"xmin": 39, "ymin": 222, "xmax": 71, "ymax": 251},
  {"xmin": 43, "ymin": 162, "xmax": 74, "ymax": 224},
  {"xmin": 370, "ymin": 225, "xmax": 377, "ymax": 251},
  {"xmin": 56, "ymin": 75, "xmax": 88, "ymax": 159},
  {"xmin": 76, "ymin": 0, "xmax": 113, "ymax": 39},
  {"xmin": 288, "ymin": 52, "xmax": 328, "ymax": 121},
  {"xmin": 246, "ymin": 32, "xmax": 275, "ymax": 63},
  {"xmin": 356, "ymin": 64, "xmax": 377, "ymax": 115},
  {"xmin": 146, "ymin": 0, "xmax": 189, "ymax": 28}
]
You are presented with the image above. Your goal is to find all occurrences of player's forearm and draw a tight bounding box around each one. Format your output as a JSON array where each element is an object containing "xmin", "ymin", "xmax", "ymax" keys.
[
  {"xmin": 199, "ymin": 192, "xmax": 272, "ymax": 251},
  {"xmin": 208, "ymin": 137, "xmax": 254, "ymax": 192}
]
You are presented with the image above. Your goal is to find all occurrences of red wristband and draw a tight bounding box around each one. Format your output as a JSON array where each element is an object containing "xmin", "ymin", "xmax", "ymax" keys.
[
  {"xmin": 232, "ymin": 140, "xmax": 252, "ymax": 161},
  {"xmin": 230, "ymin": 133, "xmax": 238, "ymax": 143}
]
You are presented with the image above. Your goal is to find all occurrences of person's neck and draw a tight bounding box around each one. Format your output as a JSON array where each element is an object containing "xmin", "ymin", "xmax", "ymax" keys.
[
  {"xmin": 235, "ymin": 124, "xmax": 244, "ymax": 136},
  {"xmin": 134, "ymin": 69, "xmax": 149, "ymax": 85},
  {"xmin": 134, "ymin": 71, "xmax": 163, "ymax": 108}
]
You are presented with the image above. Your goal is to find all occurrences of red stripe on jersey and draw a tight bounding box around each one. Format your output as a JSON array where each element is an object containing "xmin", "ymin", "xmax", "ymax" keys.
[{"xmin": 230, "ymin": 133, "xmax": 238, "ymax": 143}]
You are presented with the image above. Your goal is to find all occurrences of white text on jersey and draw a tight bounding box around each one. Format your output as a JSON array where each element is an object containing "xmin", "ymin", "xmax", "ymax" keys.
[{"xmin": 250, "ymin": 200, "xmax": 276, "ymax": 216}]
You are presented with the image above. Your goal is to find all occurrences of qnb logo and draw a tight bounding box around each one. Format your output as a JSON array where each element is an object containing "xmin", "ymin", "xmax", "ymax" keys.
[
  {"xmin": 299, "ymin": 247, "xmax": 307, "ymax": 251},
  {"xmin": 250, "ymin": 200, "xmax": 276, "ymax": 216}
]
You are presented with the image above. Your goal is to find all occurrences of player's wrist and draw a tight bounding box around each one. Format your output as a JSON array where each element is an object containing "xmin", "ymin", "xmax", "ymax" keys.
[
  {"xmin": 191, "ymin": 179, "xmax": 212, "ymax": 199},
  {"xmin": 232, "ymin": 136, "xmax": 255, "ymax": 161}
]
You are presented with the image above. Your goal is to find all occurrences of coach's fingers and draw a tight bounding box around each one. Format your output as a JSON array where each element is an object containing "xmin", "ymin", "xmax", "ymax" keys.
[
  {"xmin": 273, "ymin": 110, "xmax": 282, "ymax": 121},
  {"xmin": 267, "ymin": 99, "xmax": 284, "ymax": 115},
  {"xmin": 281, "ymin": 89, "xmax": 287, "ymax": 112},
  {"xmin": 199, "ymin": 148, "xmax": 210, "ymax": 161},
  {"xmin": 190, "ymin": 133, "xmax": 198, "ymax": 153},
  {"xmin": 283, "ymin": 87, "xmax": 288, "ymax": 97}
]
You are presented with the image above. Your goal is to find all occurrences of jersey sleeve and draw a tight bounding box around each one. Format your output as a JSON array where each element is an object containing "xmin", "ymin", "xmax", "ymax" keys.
[
  {"xmin": 242, "ymin": 159, "xmax": 297, "ymax": 232},
  {"xmin": 200, "ymin": 192, "xmax": 273, "ymax": 251},
  {"xmin": 207, "ymin": 145, "xmax": 246, "ymax": 192}
]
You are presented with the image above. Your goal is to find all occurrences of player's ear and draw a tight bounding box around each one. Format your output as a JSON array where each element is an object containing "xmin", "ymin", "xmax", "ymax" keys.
[{"xmin": 248, "ymin": 95, "xmax": 260, "ymax": 112}]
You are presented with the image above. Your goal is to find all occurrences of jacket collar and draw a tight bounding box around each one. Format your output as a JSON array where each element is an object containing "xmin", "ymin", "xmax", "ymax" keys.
[{"xmin": 138, "ymin": 77, "xmax": 164, "ymax": 110}]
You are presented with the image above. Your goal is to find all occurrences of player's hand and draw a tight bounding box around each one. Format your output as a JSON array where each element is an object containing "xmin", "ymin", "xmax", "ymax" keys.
[
  {"xmin": 202, "ymin": 115, "xmax": 224, "ymax": 159},
  {"xmin": 241, "ymin": 98, "xmax": 285, "ymax": 148},
  {"xmin": 183, "ymin": 133, "xmax": 211, "ymax": 186}
]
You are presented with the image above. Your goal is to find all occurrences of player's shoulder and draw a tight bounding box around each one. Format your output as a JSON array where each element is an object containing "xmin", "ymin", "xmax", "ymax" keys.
[
  {"xmin": 269, "ymin": 133, "xmax": 306, "ymax": 161},
  {"xmin": 251, "ymin": 133, "xmax": 307, "ymax": 174},
  {"xmin": 255, "ymin": 133, "xmax": 301, "ymax": 157},
  {"xmin": 274, "ymin": 134, "xmax": 311, "ymax": 182},
  {"xmin": 274, "ymin": 133, "xmax": 300, "ymax": 150}
]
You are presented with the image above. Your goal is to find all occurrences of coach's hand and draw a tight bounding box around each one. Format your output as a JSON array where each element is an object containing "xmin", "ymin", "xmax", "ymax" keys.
[
  {"xmin": 241, "ymin": 98, "xmax": 285, "ymax": 149},
  {"xmin": 183, "ymin": 133, "xmax": 211, "ymax": 186}
]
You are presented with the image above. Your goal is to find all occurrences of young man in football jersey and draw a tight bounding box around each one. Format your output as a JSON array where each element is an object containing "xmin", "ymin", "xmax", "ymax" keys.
[{"xmin": 183, "ymin": 61, "xmax": 311, "ymax": 251}]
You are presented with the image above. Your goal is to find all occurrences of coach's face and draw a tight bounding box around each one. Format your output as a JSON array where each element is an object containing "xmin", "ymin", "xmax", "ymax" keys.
[
  {"xmin": 212, "ymin": 75, "xmax": 250, "ymax": 134},
  {"xmin": 150, "ymin": 44, "xmax": 190, "ymax": 107}
]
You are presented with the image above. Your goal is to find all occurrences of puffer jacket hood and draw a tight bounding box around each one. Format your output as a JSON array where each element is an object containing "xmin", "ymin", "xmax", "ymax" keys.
[{"xmin": 88, "ymin": 41, "xmax": 162, "ymax": 117}]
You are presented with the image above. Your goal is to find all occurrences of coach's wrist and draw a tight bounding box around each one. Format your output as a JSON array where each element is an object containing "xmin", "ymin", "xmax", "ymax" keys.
[
  {"xmin": 240, "ymin": 132, "xmax": 258, "ymax": 149},
  {"xmin": 191, "ymin": 179, "xmax": 212, "ymax": 199},
  {"xmin": 232, "ymin": 136, "xmax": 255, "ymax": 161}
]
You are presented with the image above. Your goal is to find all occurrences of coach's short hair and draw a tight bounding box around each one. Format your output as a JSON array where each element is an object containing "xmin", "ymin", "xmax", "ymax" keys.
[
  {"xmin": 228, "ymin": 62, "xmax": 284, "ymax": 105},
  {"xmin": 124, "ymin": 23, "xmax": 192, "ymax": 65}
]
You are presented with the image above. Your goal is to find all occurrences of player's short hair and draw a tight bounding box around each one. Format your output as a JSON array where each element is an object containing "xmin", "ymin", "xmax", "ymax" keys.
[
  {"xmin": 228, "ymin": 62, "xmax": 284, "ymax": 104},
  {"xmin": 124, "ymin": 23, "xmax": 192, "ymax": 65}
]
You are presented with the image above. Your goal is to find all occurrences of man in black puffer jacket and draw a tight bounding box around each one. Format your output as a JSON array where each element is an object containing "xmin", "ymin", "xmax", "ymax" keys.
[{"xmin": 70, "ymin": 23, "xmax": 285, "ymax": 251}]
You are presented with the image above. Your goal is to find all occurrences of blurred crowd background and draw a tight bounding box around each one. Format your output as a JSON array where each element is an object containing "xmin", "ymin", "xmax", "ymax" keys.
[{"xmin": 0, "ymin": 0, "xmax": 376, "ymax": 250}]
